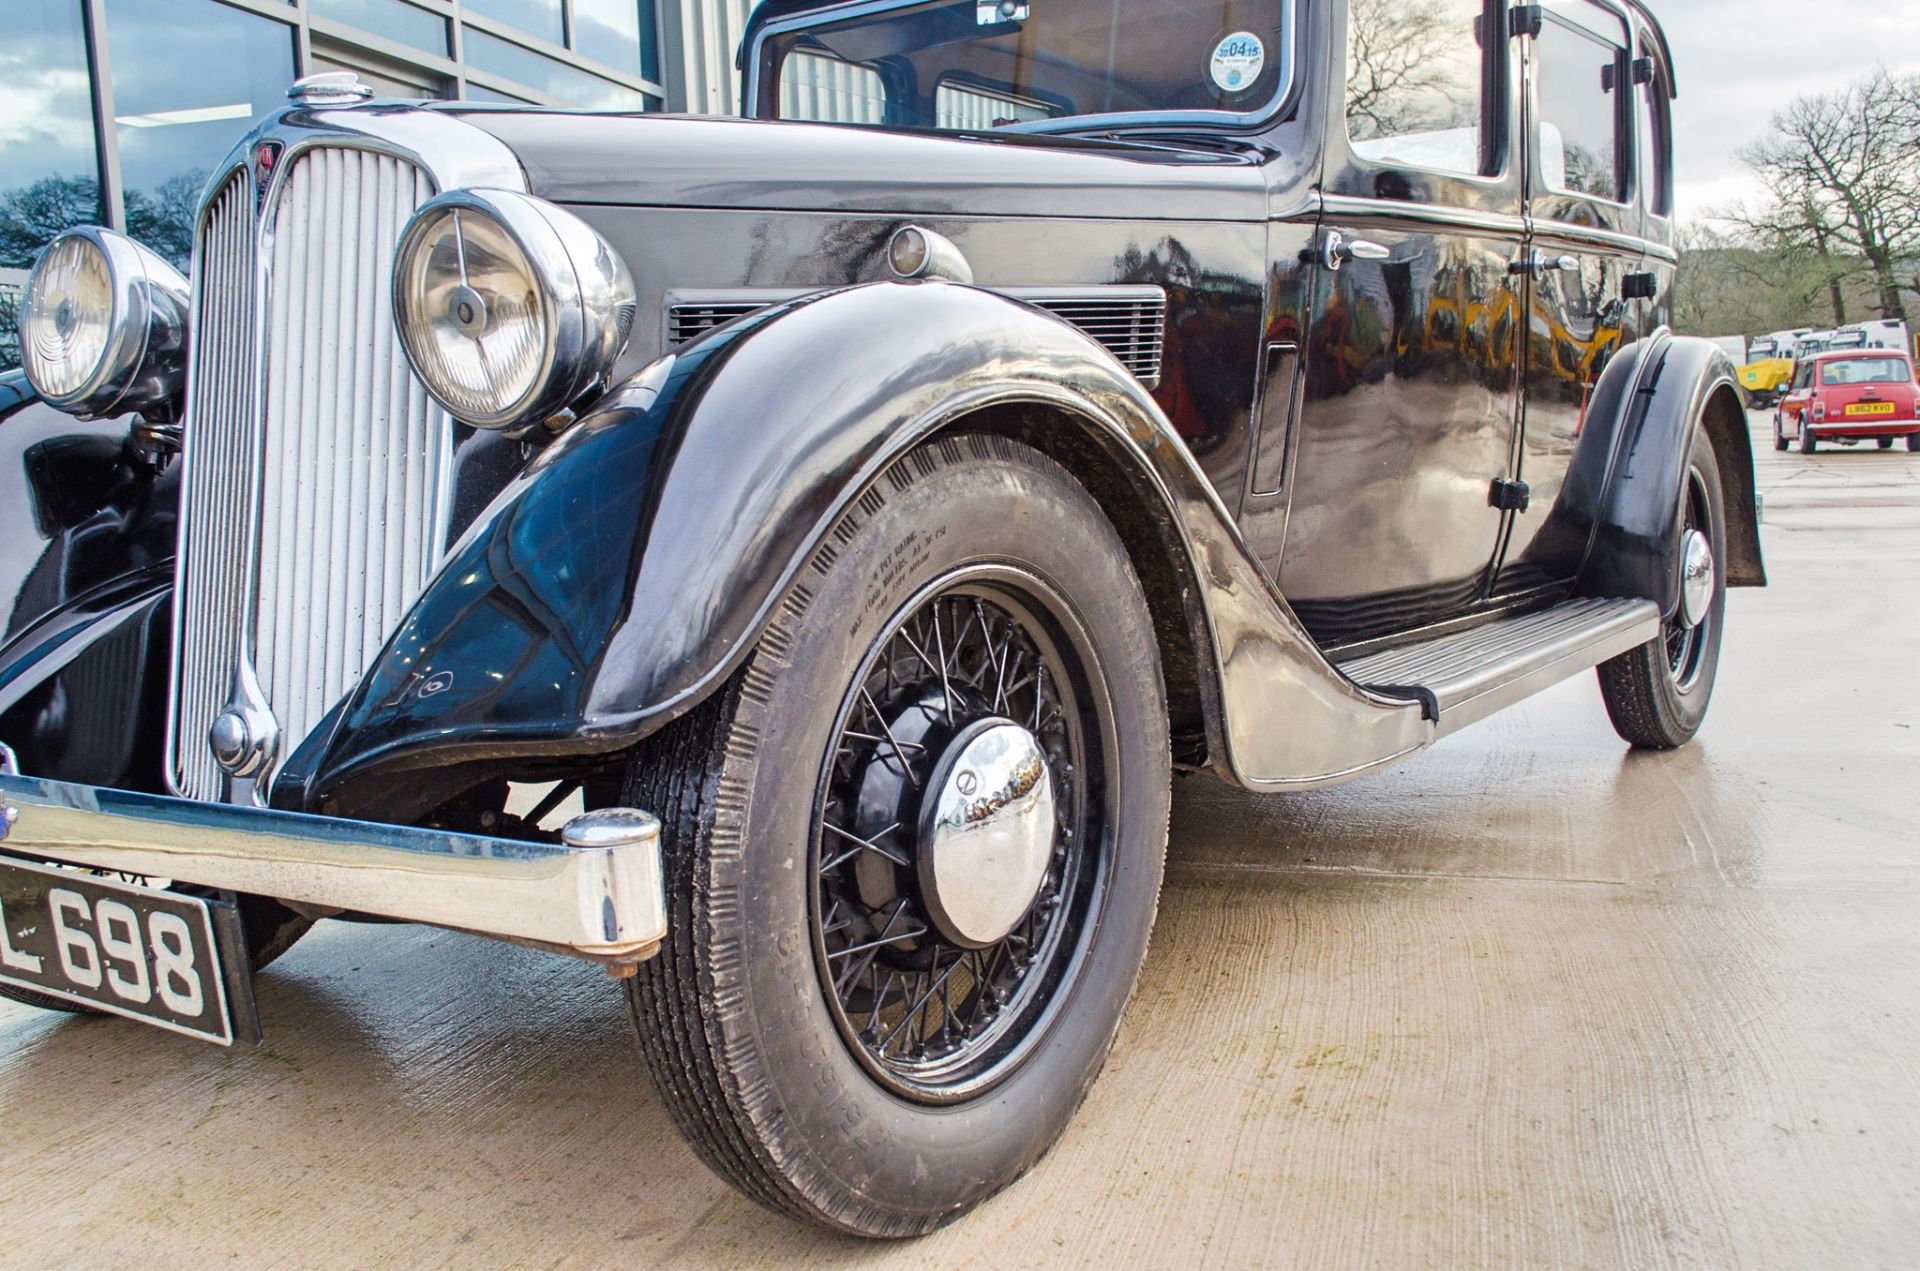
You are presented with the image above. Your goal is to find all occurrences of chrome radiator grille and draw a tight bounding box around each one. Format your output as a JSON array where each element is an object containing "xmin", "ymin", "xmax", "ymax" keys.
[{"xmin": 171, "ymin": 147, "xmax": 450, "ymax": 801}]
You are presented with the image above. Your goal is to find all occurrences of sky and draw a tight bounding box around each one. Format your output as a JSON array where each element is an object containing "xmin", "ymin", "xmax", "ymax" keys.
[{"xmin": 1654, "ymin": 0, "xmax": 1920, "ymax": 223}]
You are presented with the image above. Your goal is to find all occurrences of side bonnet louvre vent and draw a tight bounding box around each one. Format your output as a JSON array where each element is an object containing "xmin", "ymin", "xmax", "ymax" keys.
[{"xmin": 666, "ymin": 287, "xmax": 1168, "ymax": 387}]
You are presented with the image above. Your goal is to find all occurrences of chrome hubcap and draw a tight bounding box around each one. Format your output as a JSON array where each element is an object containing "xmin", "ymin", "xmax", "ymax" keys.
[
  {"xmin": 918, "ymin": 719, "xmax": 1055, "ymax": 949},
  {"xmin": 1679, "ymin": 528, "xmax": 1714, "ymax": 629}
]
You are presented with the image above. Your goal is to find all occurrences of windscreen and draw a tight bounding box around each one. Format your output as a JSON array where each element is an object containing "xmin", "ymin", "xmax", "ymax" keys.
[
  {"xmin": 1750, "ymin": 339, "xmax": 1778, "ymax": 359},
  {"xmin": 1822, "ymin": 357, "xmax": 1911, "ymax": 386},
  {"xmin": 760, "ymin": 0, "xmax": 1295, "ymax": 130}
]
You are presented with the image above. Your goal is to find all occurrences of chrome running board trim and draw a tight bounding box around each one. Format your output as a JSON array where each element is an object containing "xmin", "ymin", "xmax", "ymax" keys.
[{"xmin": 1337, "ymin": 598, "xmax": 1661, "ymax": 738}]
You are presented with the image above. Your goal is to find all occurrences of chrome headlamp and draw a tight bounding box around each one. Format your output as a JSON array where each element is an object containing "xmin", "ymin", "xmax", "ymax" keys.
[
  {"xmin": 392, "ymin": 189, "xmax": 636, "ymax": 430},
  {"xmin": 18, "ymin": 227, "xmax": 190, "ymax": 420}
]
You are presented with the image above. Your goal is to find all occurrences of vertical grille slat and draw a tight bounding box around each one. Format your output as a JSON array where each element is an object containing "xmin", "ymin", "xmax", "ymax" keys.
[
  {"xmin": 172, "ymin": 147, "xmax": 449, "ymax": 801},
  {"xmin": 173, "ymin": 173, "xmax": 257, "ymax": 801}
]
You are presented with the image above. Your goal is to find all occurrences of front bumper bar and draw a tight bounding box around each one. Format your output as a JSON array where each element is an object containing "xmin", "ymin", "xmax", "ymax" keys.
[{"xmin": 0, "ymin": 746, "xmax": 665, "ymax": 966}]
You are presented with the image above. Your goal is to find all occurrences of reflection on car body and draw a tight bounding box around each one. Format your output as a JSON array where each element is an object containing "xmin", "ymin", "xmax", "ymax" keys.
[{"xmin": 2, "ymin": 0, "xmax": 1763, "ymax": 1239}]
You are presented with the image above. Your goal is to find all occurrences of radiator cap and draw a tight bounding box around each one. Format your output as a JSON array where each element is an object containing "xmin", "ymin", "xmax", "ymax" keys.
[{"xmin": 289, "ymin": 72, "xmax": 374, "ymax": 106}]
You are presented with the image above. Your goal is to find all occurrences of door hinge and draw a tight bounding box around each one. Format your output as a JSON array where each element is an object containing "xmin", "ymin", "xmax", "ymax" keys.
[
  {"xmin": 1509, "ymin": 5, "xmax": 1544, "ymax": 38},
  {"xmin": 1622, "ymin": 272, "xmax": 1658, "ymax": 300},
  {"xmin": 1489, "ymin": 478, "xmax": 1532, "ymax": 513}
]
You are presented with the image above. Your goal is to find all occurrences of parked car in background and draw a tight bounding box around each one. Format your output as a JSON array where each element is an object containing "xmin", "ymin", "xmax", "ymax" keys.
[
  {"xmin": 1776, "ymin": 350, "xmax": 1920, "ymax": 452},
  {"xmin": 2, "ymin": 0, "xmax": 1761, "ymax": 1238}
]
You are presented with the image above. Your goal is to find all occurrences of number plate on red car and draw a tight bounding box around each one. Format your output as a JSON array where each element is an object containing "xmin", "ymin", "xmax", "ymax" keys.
[
  {"xmin": 1846, "ymin": 402, "xmax": 1897, "ymax": 416},
  {"xmin": 0, "ymin": 855, "xmax": 258, "ymax": 1045}
]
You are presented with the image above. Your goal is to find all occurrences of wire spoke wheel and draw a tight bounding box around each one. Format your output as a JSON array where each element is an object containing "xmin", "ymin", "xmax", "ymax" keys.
[{"xmin": 811, "ymin": 571, "xmax": 1106, "ymax": 1102}]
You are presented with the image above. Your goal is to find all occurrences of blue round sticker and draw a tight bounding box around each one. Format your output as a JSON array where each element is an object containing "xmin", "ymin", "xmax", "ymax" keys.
[{"xmin": 1209, "ymin": 32, "xmax": 1265, "ymax": 93}]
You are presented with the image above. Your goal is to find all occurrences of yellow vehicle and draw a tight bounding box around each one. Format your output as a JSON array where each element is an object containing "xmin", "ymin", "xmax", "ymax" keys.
[{"xmin": 1738, "ymin": 329, "xmax": 1811, "ymax": 406}]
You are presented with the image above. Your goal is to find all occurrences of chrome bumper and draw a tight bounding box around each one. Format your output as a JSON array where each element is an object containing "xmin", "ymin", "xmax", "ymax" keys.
[{"xmin": 0, "ymin": 745, "xmax": 665, "ymax": 967}]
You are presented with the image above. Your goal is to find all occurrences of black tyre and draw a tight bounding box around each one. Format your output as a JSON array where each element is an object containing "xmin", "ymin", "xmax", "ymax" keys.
[
  {"xmin": 1598, "ymin": 428, "xmax": 1727, "ymax": 750},
  {"xmin": 1771, "ymin": 415, "xmax": 1787, "ymax": 451},
  {"xmin": 1878, "ymin": 438, "xmax": 1894, "ymax": 450},
  {"xmin": 1798, "ymin": 421, "xmax": 1817, "ymax": 454},
  {"xmin": 0, "ymin": 892, "xmax": 310, "ymax": 1017},
  {"xmin": 624, "ymin": 434, "xmax": 1169, "ymax": 1237},
  {"xmin": 1907, "ymin": 434, "xmax": 1920, "ymax": 452}
]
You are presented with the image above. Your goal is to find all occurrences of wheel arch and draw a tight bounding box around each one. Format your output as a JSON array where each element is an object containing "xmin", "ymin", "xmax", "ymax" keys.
[
  {"xmin": 942, "ymin": 402, "xmax": 1219, "ymax": 767},
  {"xmin": 1577, "ymin": 335, "xmax": 1767, "ymax": 615}
]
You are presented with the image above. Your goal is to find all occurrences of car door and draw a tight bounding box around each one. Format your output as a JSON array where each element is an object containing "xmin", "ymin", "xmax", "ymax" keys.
[
  {"xmin": 1262, "ymin": 0, "xmax": 1526, "ymax": 649},
  {"xmin": 1495, "ymin": 0, "xmax": 1644, "ymax": 594}
]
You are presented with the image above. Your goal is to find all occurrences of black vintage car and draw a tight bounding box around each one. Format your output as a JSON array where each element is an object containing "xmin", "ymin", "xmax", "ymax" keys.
[{"xmin": 1, "ymin": 0, "xmax": 1758, "ymax": 1238}]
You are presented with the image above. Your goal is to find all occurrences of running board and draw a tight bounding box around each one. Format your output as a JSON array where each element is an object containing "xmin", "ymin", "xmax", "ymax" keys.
[{"xmin": 1335, "ymin": 598, "xmax": 1661, "ymax": 738}]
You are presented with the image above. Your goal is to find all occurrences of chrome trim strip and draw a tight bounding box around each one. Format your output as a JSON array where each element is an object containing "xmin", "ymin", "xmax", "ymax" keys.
[
  {"xmin": 743, "ymin": 0, "xmax": 1299, "ymax": 135},
  {"xmin": 1528, "ymin": 217, "xmax": 1663, "ymax": 260},
  {"xmin": 0, "ymin": 770, "xmax": 666, "ymax": 962},
  {"xmin": 1317, "ymin": 194, "xmax": 1529, "ymax": 237}
]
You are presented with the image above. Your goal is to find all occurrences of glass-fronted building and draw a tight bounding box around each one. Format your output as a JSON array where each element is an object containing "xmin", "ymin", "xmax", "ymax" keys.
[{"xmin": 1, "ymin": 0, "xmax": 748, "ymax": 370}]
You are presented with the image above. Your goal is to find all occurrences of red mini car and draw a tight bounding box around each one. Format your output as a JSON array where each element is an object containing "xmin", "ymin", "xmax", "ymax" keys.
[{"xmin": 1776, "ymin": 350, "xmax": 1920, "ymax": 453}]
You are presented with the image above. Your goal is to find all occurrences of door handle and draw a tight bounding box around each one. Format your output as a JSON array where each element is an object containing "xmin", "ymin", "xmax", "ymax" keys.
[
  {"xmin": 1511, "ymin": 251, "xmax": 1581, "ymax": 278},
  {"xmin": 1323, "ymin": 230, "xmax": 1391, "ymax": 271}
]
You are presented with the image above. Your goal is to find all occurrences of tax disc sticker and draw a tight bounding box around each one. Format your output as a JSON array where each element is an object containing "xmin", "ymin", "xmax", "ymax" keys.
[{"xmin": 1209, "ymin": 31, "xmax": 1265, "ymax": 93}]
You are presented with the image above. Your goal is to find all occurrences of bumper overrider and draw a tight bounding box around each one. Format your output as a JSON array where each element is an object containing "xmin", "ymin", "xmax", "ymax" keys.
[{"xmin": 0, "ymin": 742, "xmax": 666, "ymax": 970}]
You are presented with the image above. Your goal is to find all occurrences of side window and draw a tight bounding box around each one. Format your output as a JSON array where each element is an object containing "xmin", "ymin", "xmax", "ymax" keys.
[
  {"xmin": 1535, "ymin": 2, "xmax": 1629, "ymax": 202},
  {"xmin": 1345, "ymin": 0, "xmax": 1495, "ymax": 176},
  {"xmin": 778, "ymin": 51, "xmax": 888, "ymax": 124},
  {"xmin": 1635, "ymin": 45, "xmax": 1674, "ymax": 217},
  {"xmin": 1793, "ymin": 363, "xmax": 1814, "ymax": 392}
]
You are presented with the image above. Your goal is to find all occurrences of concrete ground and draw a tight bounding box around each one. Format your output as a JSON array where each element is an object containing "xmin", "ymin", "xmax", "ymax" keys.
[{"xmin": 4, "ymin": 417, "xmax": 1917, "ymax": 1268}]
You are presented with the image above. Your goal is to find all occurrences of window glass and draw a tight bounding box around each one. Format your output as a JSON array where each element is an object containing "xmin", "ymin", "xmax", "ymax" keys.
[
  {"xmin": 1535, "ymin": 4, "xmax": 1627, "ymax": 201},
  {"xmin": 1792, "ymin": 363, "xmax": 1814, "ymax": 391},
  {"xmin": 936, "ymin": 82, "xmax": 1056, "ymax": 129},
  {"xmin": 463, "ymin": 85, "xmax": 534, "ymax": 104},
  {"xmin": 780, "ymin": 53, "xmax": 888, "ymax": 125},
  {"xmin": 1635, "ymin": 49, "xmax": 1672, "ymax": 216},
  {"xmin": 1345, "ymin": 0, "xmax": 1490, "ymax": 176},
  {"xmin": 462, "ymin": 0, "xmax": 563, "ymax": 46},
  {"xmin": 309, "ymin": 0, "xmax": 449, "ymax": 58},
  {"xmin": 1750, "ymin": 339, "xmax": 1777, "ymax": 359},
  {"xmin": 309, "ymin": 47, "xmax": 451, "ymax": 100},
  {"xmin": 463, "ymin": 28, "xmax": 657, "ymax": 109},
  {"xmin": 1821, "ymin": 357, "xmax": 1911, "ymax": 386},
  {"xmin": 765, "ymin": 0, "xmax": 1293, "ymax": 130},
  {"xmin": 574, "ymin": 0, "xmax": 660, "ymax": 83},
  {"xmin": 0, "ymin": 0, "xmax": 103, "ymax": 371},
  {"xmin": 106, "ymin": 0, "xmax": 296, "ymax": 269}
]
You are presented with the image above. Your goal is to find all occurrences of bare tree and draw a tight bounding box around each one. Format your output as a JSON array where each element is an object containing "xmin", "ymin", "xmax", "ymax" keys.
[
  {"xmin": 1734, "ymin": 69, "xmax": 1920, "ymax": 324},
  {"xmin": 1345, "ymin": 0, "xmax": 1477, "ymax": 139}
]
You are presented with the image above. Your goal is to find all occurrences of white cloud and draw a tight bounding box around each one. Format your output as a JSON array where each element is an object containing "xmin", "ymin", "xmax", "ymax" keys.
[{"xmin": 1655, "ymin": 0, "xmax": 1920, "ymax": 224}]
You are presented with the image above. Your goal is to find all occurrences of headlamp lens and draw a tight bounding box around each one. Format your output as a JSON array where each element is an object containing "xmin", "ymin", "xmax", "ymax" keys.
[
  {"xmin": 23, "ymin": 234, "xmax": 115, "ymax": 401},
  {"xmin": 398, "ymin": 206, "xmax": 548, "ymax": 422}
]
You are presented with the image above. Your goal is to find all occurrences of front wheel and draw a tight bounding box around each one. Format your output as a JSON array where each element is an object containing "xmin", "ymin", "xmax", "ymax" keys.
[
  {"xmin": 1598, "ymin": 428, "xmax": 1727, "ymax": 749},
  {"xmin": 1772, "ymin": 415, "xmax": 1787, "ymax": 451},
  {"xmin": 625, "ymin": 435, "xmax": 1170, "ymax": 1237}
]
